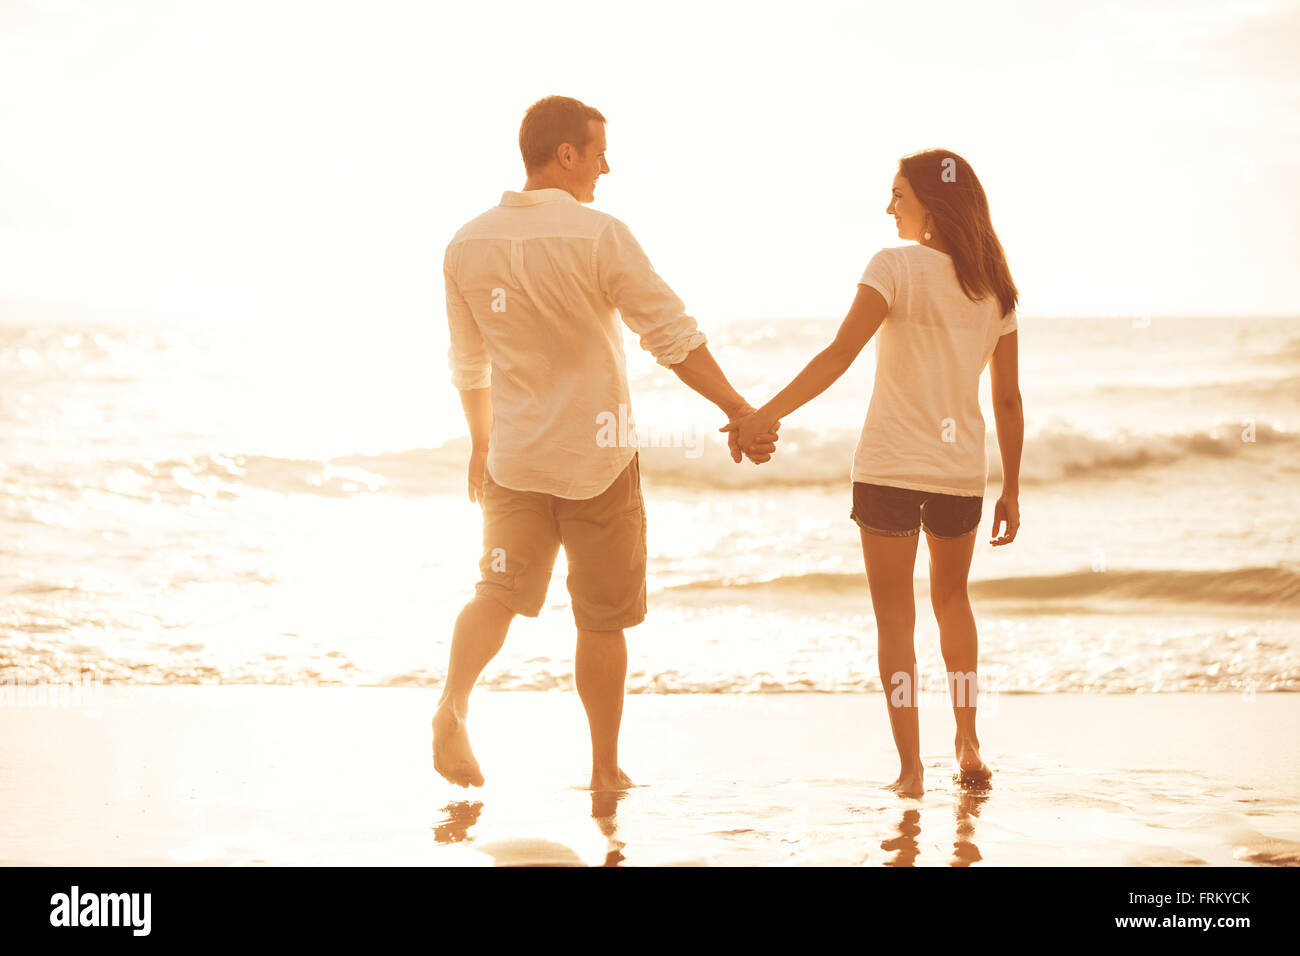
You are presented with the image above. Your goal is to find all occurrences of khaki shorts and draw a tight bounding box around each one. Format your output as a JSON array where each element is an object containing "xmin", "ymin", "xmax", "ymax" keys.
[{"xmin": 475, "ymin": 454, "xmax": 647, "ymax": 631}]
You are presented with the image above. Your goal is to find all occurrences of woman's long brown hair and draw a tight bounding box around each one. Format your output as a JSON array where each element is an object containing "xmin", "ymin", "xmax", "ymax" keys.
[{"xmin": 898, "ymin": 149, "xmax": 1018, "ymax": 318}]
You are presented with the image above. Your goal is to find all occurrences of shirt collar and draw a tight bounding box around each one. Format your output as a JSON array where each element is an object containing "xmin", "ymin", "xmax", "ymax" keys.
[{"xmin": 499, "ymin": 187, "xmax": 580, "ymax": 207}]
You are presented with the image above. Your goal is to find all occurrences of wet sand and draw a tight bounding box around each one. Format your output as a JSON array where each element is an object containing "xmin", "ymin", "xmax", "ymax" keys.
[{"xmin": 1, "ymin": 686, "xmax": 1297, "ymax": 866}]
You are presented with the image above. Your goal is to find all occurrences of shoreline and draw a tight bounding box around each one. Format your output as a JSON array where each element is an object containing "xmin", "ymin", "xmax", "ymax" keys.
[{"xmin": 2, "ymin": 687, "xmax": 1298, "ymax": 866}]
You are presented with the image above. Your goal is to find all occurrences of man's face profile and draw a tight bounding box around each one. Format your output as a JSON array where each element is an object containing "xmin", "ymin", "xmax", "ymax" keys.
[{"xmin": 571, "ymin": 120, "xmax": 608, "ymax": 203}]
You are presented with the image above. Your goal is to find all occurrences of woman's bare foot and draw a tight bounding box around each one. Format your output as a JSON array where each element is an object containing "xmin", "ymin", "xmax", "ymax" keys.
[
  {"xmin": 884, "ymin": 765, "xmax": 925, "ymax": 797},
  {"xmin": 589, "ymin": 766, "xmax": 637, "ymax": 792},
  {"xmin": 955, "ymin": 734, "xmax": 992, "ymax": 786},
  {"xmin": 432, "ymin": 704, "xmax": 484, "ymax": 788}
]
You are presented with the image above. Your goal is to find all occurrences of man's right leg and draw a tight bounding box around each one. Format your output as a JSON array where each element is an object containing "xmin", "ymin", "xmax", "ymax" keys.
[
  {"xmin": 575, "ymin": 626, "xmax": 633, "ymax": 791},
  {"xmin": 433, "ymin": 594, "xmax": 515, "ymax": 787},
  {"xmin": 558, "ymin": 454, "xmax": 646, "ymax": 792}
]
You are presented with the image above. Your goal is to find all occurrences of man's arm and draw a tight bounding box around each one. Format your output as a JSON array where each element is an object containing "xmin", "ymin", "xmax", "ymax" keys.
[
  {"xmin": 445, "ymin": 244, "xmax": 493, "ymax": 501},
  {"xmin": 596, "ymin": 218, "xmax": 777, "ymax": 463},
  {"xmin": 667, "ymin": 343, "xmax": 779, "ymax": 463},
  {"xmin": 665, "ymin": 342, "xmax": 748, "ymax": 420},
  {"xmin": 460, "ymin": 386, "xmax": 491, "ymax": 503}
]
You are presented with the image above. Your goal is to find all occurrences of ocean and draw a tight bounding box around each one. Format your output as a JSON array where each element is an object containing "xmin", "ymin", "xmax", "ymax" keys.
[{"xmin": 2, "ymin": 301, "xmax": 1297, "ymax": 694}]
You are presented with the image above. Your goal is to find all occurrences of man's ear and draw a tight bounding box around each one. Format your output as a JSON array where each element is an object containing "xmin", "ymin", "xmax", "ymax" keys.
[{"xmin": 556, "ymin": 143, "xmax": 575, "ymax": 169}]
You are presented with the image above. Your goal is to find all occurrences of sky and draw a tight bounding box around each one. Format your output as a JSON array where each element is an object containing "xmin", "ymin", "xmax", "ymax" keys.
[{"xmin": 1, "ymin": 0, "xmax": 1298, "ymax": 328}]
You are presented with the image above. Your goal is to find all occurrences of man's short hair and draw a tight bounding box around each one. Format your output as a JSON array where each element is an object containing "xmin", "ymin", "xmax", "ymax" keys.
[{"xmin": 518, "ymin": 95, "xmax": 606, "ymax": 175}]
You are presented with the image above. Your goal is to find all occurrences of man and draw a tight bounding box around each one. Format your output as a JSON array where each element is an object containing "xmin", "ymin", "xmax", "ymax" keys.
[{"xmin": 433, "ymin": 95, "xmax": 779, "ymax": 791}]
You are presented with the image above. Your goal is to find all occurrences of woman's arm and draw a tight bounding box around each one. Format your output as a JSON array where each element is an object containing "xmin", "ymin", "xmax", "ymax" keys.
[
  {"xmin": 988, "ymin": 330, "xmax": 1022, "ymax": 545},
  {"xmin": 727, "ymin": 284, "xmax": 888, "ymax": 452}
]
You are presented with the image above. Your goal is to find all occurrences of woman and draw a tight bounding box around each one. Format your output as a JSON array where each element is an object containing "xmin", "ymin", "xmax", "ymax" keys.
[{"xmin": 728, "ymin": 149, "xmax": 1023, "ymax": 796}]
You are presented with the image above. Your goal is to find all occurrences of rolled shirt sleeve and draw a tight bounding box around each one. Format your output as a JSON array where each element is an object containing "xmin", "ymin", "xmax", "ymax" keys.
[
  {"xmin": 444, "ymin": 243, "xmax": 492, "ymax": 390},
  {"xmin": 596, "ymin": 217, "xmax": 705, "ymax": 367}
]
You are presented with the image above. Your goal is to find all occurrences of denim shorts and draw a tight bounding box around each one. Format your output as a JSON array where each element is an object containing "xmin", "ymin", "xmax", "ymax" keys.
[{"xmin": 850, "ymin": 482, "xmax": 982, "ymax": 539}]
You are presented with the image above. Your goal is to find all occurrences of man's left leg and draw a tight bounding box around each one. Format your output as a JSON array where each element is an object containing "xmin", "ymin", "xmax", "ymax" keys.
[{"xmin": 434, "ymin": 468, "xmax": 560, "ymax": 788}]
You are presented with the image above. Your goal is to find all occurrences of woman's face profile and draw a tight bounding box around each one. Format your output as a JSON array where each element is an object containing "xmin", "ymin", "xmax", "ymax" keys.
[{"xmin": 886, "ymin": 173, "xmax": 929, "ymax": 242}]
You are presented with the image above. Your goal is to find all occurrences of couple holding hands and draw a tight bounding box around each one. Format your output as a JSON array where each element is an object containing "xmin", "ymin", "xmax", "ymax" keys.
[{"xmin": 434, "ymin": 95, "xmax": 1023, "ymax": 798}]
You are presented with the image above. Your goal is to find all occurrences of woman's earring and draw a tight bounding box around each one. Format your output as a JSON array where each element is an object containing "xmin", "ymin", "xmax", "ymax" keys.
[{"xmin": 923, "ymin": 219, "xmax": 932, "ymax": 241}]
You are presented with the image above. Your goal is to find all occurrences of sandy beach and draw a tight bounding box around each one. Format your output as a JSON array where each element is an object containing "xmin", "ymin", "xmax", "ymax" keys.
[{"xmin": 1, "ymin": 685, "xmax": 1297, "ymax": 867}]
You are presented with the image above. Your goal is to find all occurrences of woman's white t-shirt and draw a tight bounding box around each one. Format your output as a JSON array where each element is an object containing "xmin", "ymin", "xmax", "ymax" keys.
[{"xmin": 853, "ymin": 244, "xmax": 1017, "ymax": 497}]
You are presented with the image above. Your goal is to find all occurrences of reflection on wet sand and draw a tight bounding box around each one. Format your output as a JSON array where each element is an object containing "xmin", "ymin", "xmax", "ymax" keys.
[
  {"xmin": 423, "ymin": 695, "xmax": 1300, "ymax": 867},
  {"xmin": 951, "ymin": 789, "xmax": 990, "ymax": 867},
  {"xmin": 877, "ymin": 777, "xmax": 991, "ymax": 867},
  {"xmin": 881, "ymin": 808, "xmax": 921, "ymax": 867},
  {"xmin": 592, "ymin": 790, "xmax": 629, "ymax": 866},
  {"xmin": 433, "ymin": 801, "xmax": 482, "ymax": 845},
  {"xmin": 432, "ymin": 791, "xmax": 632, "ymax": 866}
]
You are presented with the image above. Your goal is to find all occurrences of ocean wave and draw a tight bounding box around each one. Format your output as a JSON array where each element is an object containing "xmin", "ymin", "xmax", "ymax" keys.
[
  {"xmin": 85, "ymin": 452, "xmax": 437, "ymax": 502},
  {"xmin": 1280, "ymin": 335, "xmax": 1300, "ymax": 363},
  {"xmin": 663, "ymin": 565, "xmax": 1300, "ymax": 610},
  {"xmin": 13, "ymin": 415, "xmax": 1292, "ymax": 508},
  {"xmin": 351, "ymin": 419, "xmax": 1298, "ymax": 493},
  {"xmin": 1010, "ymin": 418, "xmax": 1295, "ymax": 482},
  {"xmin": 1093, "ymin": 373, "xmax": 1300, "ymax": 402},
  {"xmin": 632, "ymin": 418, "xmax": 1296, "ymax": 490}
]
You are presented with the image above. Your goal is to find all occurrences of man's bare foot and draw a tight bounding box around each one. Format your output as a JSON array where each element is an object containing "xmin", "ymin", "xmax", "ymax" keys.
[
  {"xmin": 955, "ymin": 734, "xmax": 992, "ymax": 786},
  {"xmin": 884, "ymin": 766, "xmax": 924, "ymax": 797},
  {"xmin": 432, "ymin": 704, "xmax": 484, "ymax": 788},
  {"xmin": 589, "ymin": 766, "xmax": 636, "ymax": 792}
]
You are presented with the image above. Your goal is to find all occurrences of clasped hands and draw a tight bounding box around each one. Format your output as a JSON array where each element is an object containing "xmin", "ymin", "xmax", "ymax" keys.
[{"xmin": 720, "ymin": 403, "xmax": 782, "ymax": 465}]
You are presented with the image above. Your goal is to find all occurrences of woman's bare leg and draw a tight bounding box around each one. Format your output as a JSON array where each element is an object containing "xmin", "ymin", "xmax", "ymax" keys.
[
  {"xmin": 860, "ymin": 527, "xmax": 923, "ymax": 795},
  {"xmin": 926, "ymin": 529, "xmax": 992, "ymax": 781}
]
